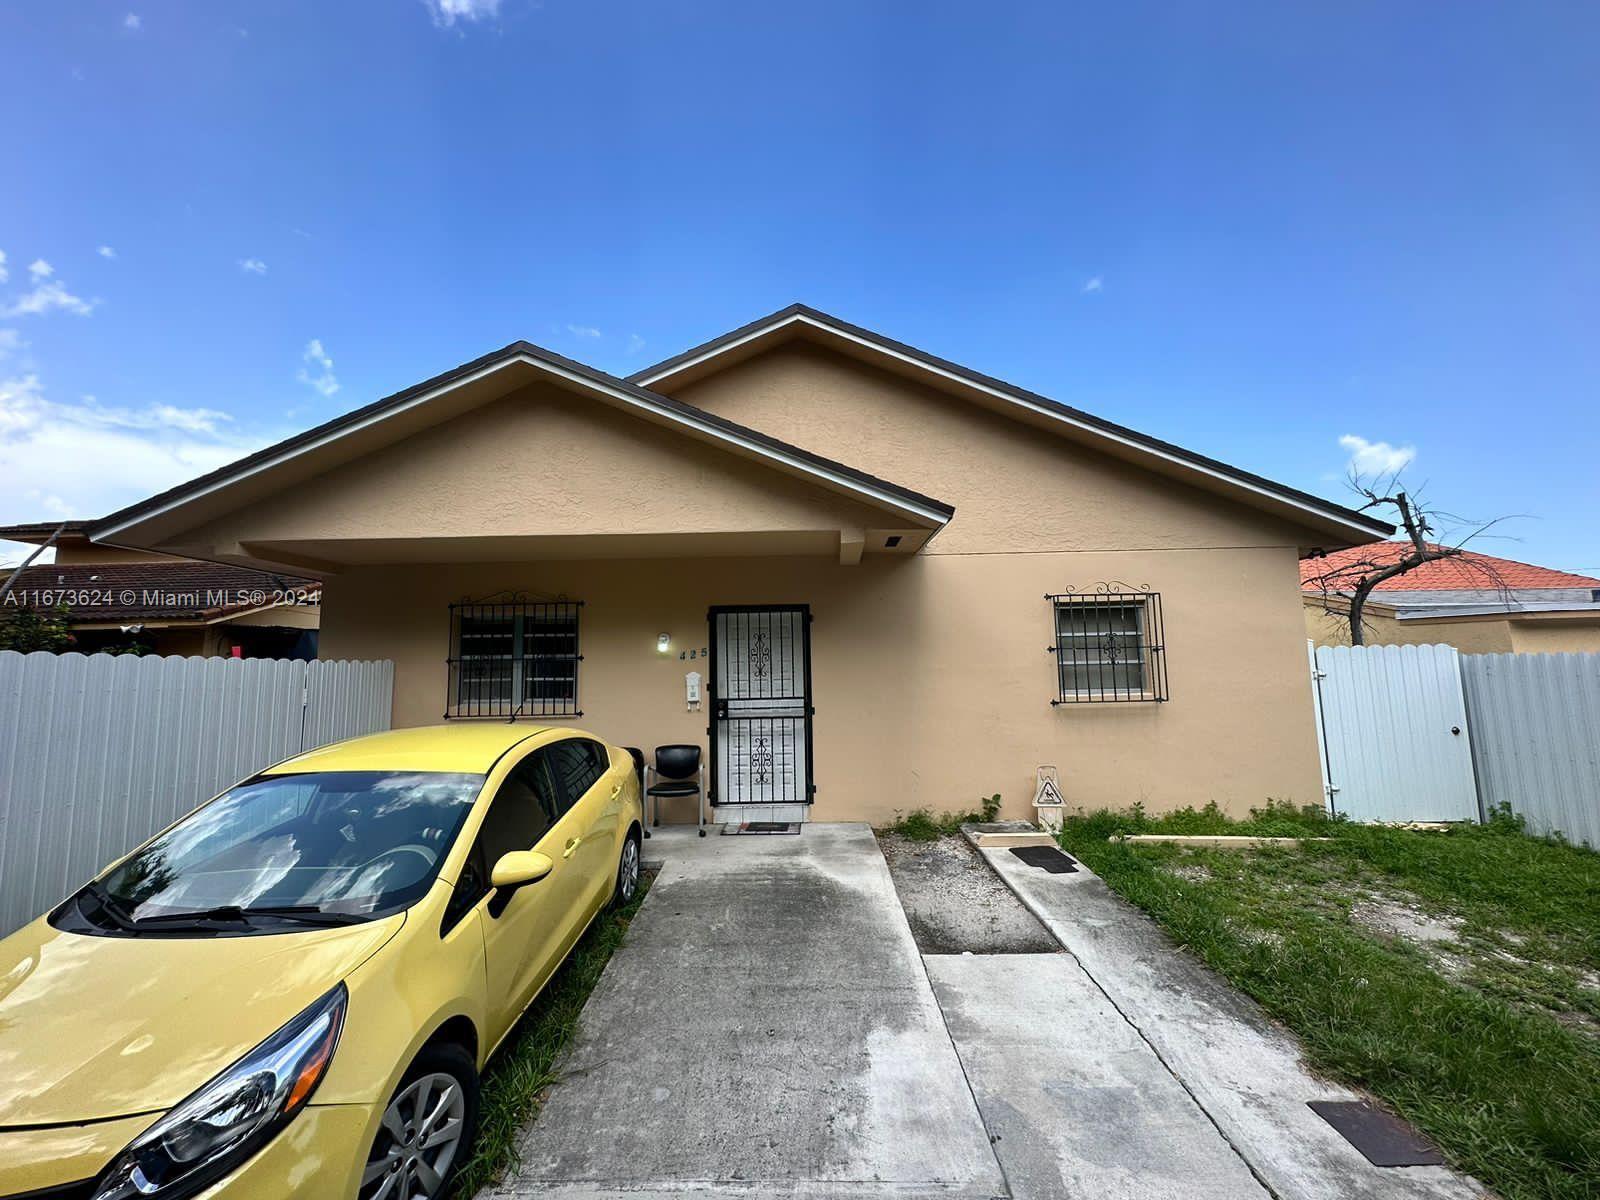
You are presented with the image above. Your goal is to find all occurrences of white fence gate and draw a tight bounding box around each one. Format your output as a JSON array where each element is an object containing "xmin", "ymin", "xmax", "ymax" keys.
[
  {"xmin": 1310, "ymin": 643, "xmax": 1480, "ymax": 823},
  {"xmin": 0, "ymin": 652, "xmax": 394, "ymax": 937},
  {"xmin": 1461, "ymin": 653, "xmax": 1600, "ymax": 848}
]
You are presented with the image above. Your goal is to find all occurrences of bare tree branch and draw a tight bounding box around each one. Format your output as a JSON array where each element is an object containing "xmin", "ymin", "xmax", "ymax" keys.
[{"xmin": 1306, "ymin": 473, "xmax": 1520, "ymax": 645}]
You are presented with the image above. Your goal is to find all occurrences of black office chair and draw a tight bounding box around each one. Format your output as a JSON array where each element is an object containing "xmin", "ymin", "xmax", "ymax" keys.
[{"xmin": 645, "ymin": 744, "xmax": 706, "ymax": 837}]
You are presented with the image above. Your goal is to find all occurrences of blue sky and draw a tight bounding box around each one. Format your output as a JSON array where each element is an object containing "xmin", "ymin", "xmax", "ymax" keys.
[{"xmin": 2, "ymin": 1, "xmax": 1597, "ymax": 571}]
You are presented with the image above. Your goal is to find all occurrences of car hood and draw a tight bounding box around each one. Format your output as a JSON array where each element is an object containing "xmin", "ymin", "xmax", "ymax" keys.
[{"xmin": 0, "ymin": 911, "xmax": 404, "ymax": 1126}]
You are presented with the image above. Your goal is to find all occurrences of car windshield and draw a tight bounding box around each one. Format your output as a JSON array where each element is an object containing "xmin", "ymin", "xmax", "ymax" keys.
[{"xmin": 95, "ymin": 771, "xmax": 484, "ymax": 923}]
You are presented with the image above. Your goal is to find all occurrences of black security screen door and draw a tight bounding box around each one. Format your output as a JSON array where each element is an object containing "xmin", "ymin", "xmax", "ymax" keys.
[{"xmin": 708, "ymin": 605, "xmax": 814, "ymax": 807}]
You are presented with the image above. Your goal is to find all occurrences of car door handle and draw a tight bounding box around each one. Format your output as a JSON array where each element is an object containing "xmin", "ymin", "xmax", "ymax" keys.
[
  {"xmin": 610, "ymin": 783, "xmax": 622, "ymax": 799},
  {"xmin": 563, "ymin": 836, "xmax": 581, "ymax": 859}
]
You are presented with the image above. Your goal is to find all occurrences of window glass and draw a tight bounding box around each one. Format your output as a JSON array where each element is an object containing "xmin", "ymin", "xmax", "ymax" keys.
[
  {"xmin": 1055, "ymin": 602, "xmax": 1147, "ymax": 697},
  {"xmin": 477, "ymin": 752, "xmax": 560, "ymax": 864},
  {"xmin": 95, "ymin": 771, "xmax": 483, "ymax": 920},
  {"xmin": 450, "ymin": 602, "xmax": 581, "ymax": 717},
  {"xmin": 546, "ymin": 739, "xmax": 606, "ymax": 809}
]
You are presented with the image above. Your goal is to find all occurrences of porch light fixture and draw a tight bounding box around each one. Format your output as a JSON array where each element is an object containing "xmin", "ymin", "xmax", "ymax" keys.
[{"xmin": 657, "ymin": 633, "xmax": 672, "ymax": 654}]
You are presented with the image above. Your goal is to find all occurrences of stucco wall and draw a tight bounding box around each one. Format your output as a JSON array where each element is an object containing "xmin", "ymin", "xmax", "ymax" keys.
[
  {"xmin": 1302, "ymin": 600, "xmax": 1517, "ymax": 653},
  {"xmin": 1303, "ymin": 600, "xmax": 1600, "ymax": 655},
  {"xmin": 1509, "ymin": 619, "xmax": 1600, "ymax": 655},
  {"xmin": 667, "ymin": 342, "xmax": 1319, "ymax": 556},
  {"xmin": 319, "ymin": 544, "xmax": 1323, "ymax": 824}
]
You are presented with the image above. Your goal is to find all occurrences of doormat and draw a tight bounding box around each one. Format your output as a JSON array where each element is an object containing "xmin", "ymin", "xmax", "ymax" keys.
[
  {"xmin": 722, "ymin": 822, "xmax": 801, "ymax": 835},
  {"xmin": 1307, "ymin": 1100, "xmax": 1445, "ymax": 1167},
  {"xmin": 1009, "ymin": 845, "xmax": 1078, "ymax": 873}
]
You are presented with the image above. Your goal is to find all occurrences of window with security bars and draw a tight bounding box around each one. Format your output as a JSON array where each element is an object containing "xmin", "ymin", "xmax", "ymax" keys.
[
  {"xmin": 1047, "ymin": 592, "xmax": 1168, "ymax": 703},
  {"xmin": 447, "ymin": 600, "xmax": 582, "ymax": 718}
]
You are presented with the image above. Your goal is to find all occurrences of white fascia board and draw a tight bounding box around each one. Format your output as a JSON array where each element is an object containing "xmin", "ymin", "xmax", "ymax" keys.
[
  {"xmin": 96, "ymin": 351, "xmax": 951, "ymax": 542},
  {"xmin": 636, "ymin": 312, "xmax": 1384, "ymax": 541}
]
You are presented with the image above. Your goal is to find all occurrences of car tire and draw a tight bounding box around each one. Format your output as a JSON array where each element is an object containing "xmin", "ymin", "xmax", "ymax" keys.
[
  {"xmin": 361, "ymin": 1041, "xmax": 480, "ymax": 1200},
  {"xmin": 612, "ymin": 827, "xmax": 642, "ymax": 907}
]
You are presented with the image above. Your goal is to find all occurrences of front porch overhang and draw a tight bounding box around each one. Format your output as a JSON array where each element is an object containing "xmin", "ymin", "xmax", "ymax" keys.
[{"xmin": 175, "ymin": 525, "xmax": 935, "ymax": 577}]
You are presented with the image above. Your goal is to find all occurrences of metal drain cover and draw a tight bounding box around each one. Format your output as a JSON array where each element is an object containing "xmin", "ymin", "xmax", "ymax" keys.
[{"xmin": 1308, "ymin": 1100, "xmax": 1445, "ymax": 1167}]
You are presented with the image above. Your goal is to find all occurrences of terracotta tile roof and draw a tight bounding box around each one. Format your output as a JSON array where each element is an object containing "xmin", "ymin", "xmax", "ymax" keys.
[
  {"xmin": 1301, "ymin": 542, "xmax": 1600, "ymax": 593},
  {"xmin": 2, "ymin": 561, "xmax": 316, "ymax": 623}
]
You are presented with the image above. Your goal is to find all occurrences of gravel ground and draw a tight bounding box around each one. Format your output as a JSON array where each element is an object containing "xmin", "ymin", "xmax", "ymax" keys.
[{"xmin": 877, "ymin": 831, "xmax": 1061, "ymax": 955}]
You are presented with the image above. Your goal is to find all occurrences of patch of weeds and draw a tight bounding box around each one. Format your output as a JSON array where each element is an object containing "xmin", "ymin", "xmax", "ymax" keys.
[
  {"xmin": 882, "ymin": 793, "xmax": 1003, "ymax": 841},
  {"xmin": 449, "ymin": 872, "xmax": 654, "ymax": 1197},
  {"xmin": 1061, "ymin": 807, "xmax": 1600, "ymax": 1200}
]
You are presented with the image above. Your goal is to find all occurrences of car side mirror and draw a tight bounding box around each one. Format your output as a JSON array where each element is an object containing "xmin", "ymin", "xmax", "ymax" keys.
[{"xmin": 490, "ymin": 850, "xmax": 554, "ymax": 890}]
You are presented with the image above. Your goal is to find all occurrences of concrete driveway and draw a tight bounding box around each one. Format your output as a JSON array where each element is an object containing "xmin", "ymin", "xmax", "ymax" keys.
[
  {"xmin": 485, "ymin": 823, "xmax": 1004, "ymax": 1198},
  {"xmin": 484, "ymin": 824, "xmax": 1484, "ymax": 1200}
]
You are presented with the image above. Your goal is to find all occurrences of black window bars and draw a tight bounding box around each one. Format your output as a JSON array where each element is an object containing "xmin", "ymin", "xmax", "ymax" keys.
[
  {"xmin": 447, "ymin": 598, "xmax": 583, "ymax": 718},
  {"xmin": 1047, "ymin": 590, "xmax": 1168, "ymax": 704}
]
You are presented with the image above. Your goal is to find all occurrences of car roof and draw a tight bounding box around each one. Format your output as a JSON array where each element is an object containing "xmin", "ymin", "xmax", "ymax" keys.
[{"xmin": 263, "ymin": 724, "xmax": 579, "ymax": 775}]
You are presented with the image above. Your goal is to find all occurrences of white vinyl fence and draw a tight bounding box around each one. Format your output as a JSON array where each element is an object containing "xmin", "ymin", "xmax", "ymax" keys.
[
  {"xmin": 1311, "ymin": 642, "xmax": 1600, "ymax": 845},
  {"xmin": 1461, "ymin": 653, "xmax": 1600, "ymax": 848},
  {"xmin": 1311, "ymin": 644, "xmax": 1479, "ymax": 823},
  {"xmin": 0, "ymin": 652, "xmax": 393, "ymax": 937}
]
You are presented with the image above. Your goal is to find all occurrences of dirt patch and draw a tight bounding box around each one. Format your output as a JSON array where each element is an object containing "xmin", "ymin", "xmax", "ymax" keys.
[
  {"xmin": 878, "ymin": 832, "xmax": 1060, "ymax": 955},
  {"xmin": 1350, "ymin": 896, "xmax": 1464, "ymax": 949},
  {"xmin": 1164, "ymin": 862, "xmax": 1213, "ymax": 883}
]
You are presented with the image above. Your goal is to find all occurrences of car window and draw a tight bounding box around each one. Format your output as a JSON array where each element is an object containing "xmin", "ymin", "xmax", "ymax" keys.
[
  {"xmin": 547, "ymin": 739, "xmax": 607, "ymax": 810},
  {"xmin": 89, "ymin": 771, "xmax": 483, "ymax": 923},
  {"xmin": 476, "ymin": 751, "xmax": 561, "ymax": 865}
]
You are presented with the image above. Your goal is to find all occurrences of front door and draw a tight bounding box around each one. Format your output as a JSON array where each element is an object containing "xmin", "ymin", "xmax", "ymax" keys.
[{"xmin": 708, "ymin": 605, "xmax": 814, "ymax": 821}]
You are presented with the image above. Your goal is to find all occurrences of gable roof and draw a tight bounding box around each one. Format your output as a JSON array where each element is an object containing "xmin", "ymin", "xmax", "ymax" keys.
[
  {"xmin": 1302, "ymin": 542, "xmax": 1600, "ymax": 594},
  {"xmin": 91, "ymin": 339, "xmax": 954, "ymax": 545},
  {"xmin": 632, "ymin": 303, "xmax": 1393, "ymax": 544}
]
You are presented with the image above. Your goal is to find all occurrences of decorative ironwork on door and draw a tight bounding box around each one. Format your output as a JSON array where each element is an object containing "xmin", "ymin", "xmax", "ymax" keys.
[{"xmin": 709, "ymin": 606, "xmax": 813, "ymax": 807}]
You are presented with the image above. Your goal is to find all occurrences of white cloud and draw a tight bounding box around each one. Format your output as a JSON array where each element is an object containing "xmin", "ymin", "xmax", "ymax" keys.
[
  {"xmin": 97, "ymin": 245, "xmax": 117, "ymax": 259},
  {"xmin": 297, "ymin": 339, "xmax": 339, "ymax": 397},
  {"xmin": 424, "ymin": 0, "xmax": 501, "ymax": 27},
  {"xmin": 27, "ymin": 259, "xmax": 52, "ymax": 281},
  {"xmin": 123, "ymin": 12, "xmax": 141, "ymax": 29},
  {"xmin": 0, "ymin": 373, "xmax": 263, "ymax": 529},
  {"xmin": 3, "ymin": 279, "xmax": 97, "ymax": 318},
  {"xmin": 1081, "ymin": 276, "xmax": 1103, "ymax": 294},
  {"xmin": 238, "ymin": 257, "xmax": 268, "ymax": 275},
  {"xmin": 567, "ymin": 324, "xmax": 601, "ymax": 339},
  {"xmin": 0, "ymin": 250, "xmax": 8, "ymax": 284},
  {"xmin": 0, "ymin": 330, "xmax": 20, "ymax": 360},
  {"xmin": 1340, "ymin": 433, "xmax": 1416, "ymax": 476},
  {"xmin": 626, "ymin": 333, "xmax": 646, "ymax": 355}
]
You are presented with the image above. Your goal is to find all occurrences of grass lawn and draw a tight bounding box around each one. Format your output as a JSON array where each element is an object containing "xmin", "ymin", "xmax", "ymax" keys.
[
  {"xmin": 448, "ymin": 871, "xmax": 654, "ymax": 1198},
  {"xmin": 1059, "ymin": 804, "xmax": 1600, "ymax": 1200}
]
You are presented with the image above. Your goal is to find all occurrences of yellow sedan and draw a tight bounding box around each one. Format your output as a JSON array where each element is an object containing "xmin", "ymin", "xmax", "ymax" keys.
[{"xmin": 0, "ymin": 724, "xmax": 644, "ymax": 1200}]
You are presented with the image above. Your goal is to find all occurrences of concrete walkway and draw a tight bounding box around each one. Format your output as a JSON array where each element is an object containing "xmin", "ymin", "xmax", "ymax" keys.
[
  {"xmin": 484, "ymin": 824, "xmax": 1005, "ymax": 1198},
  {"xmin": 979, "ymin": 842, "xmax": 1485, "ymax": 1200},
  {"xmin": 485, "ymin": 823, "xmax": 1485, "ymax": 1200}
]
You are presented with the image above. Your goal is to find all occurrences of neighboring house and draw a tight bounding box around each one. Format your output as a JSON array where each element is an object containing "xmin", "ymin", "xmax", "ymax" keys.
[
  {"xmin": 0, "ymin": 521, "xmax": 320, "ymax": 658},
  {"xmin": 51, "ymin": 304, "xmax": 1392, "ymax": 823},
  {"xmin": 1302, "ymin": 541, "xmax": 1600, "ymax": 653}
]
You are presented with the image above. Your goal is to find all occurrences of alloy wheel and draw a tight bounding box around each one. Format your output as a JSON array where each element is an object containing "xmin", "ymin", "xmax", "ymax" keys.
[
  {"xmin": 619, "ymin": 836, "xmax": 640, "ymax": 902},
  {"xmin": 361, "ymin": 1071, "xmax": 466, "ymax": 1200}
]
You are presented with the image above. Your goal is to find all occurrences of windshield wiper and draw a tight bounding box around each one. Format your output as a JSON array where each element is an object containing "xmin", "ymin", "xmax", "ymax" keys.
[
  {"xmin": 132, "ymin": 904, "xmax": 365, "ymax": 929},
  {"xmin": 81, "ymin": 881, "xmax": 139, "ymax": 931}
]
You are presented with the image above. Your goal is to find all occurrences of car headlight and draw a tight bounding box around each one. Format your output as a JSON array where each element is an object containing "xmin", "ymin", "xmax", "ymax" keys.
[{"xmin": 92, "ymin": 983, "xmax": 347, "ymax": 1200}]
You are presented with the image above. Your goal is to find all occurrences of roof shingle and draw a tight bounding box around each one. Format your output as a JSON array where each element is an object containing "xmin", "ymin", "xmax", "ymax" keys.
[{"xmin": 1301, "ymin": 542, "xmax": 1600, "ymax": 593}]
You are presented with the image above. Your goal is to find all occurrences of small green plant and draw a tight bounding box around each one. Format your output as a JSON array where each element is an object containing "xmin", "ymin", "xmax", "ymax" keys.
[
  {"xmin": 0, "ymin": 603, "xmax": 74, "ymax": 653},
  {"xmin": 883, "ymin": 793, "xmax": 1003, "ymax": 841}
]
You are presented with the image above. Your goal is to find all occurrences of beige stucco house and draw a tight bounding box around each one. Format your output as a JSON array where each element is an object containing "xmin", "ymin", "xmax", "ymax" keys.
[{"xmin": 70, "ymin": 305, "xmax": 1390, "ymax": 824}]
